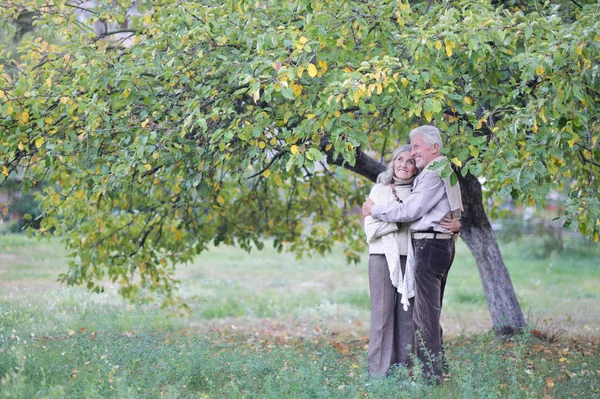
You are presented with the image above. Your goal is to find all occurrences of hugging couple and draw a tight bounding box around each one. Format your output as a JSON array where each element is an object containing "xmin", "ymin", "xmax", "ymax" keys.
[{"xmin": 362, "ymin": 125, "xmax": 463, "ymax": 384}]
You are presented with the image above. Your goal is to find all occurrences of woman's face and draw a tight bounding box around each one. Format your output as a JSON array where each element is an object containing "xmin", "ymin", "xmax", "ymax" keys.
[{"xmin": 394, "ymin": 151, "xmax": 417, "ymax": 180}]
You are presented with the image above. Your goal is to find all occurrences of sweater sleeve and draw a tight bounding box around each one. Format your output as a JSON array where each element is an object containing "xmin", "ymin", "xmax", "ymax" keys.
[
  {"xmin": 364, "ymin": 216, "xmax": 399, "ymax": 242},
  {"xmin": 371, "ymin": 173, "xmax": 445, "ymax": 223}
]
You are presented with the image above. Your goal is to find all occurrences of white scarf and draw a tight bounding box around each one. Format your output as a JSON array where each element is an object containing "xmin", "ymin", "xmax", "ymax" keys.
[{"xmin": 364, "ymin": 181, "xmax": 415, "ymax": 311}]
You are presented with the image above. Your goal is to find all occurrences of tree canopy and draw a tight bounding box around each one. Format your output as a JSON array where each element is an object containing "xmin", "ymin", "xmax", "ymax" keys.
[{"xmin": 1, "ymin": 0, "xmax": 599, "ymax": 305}]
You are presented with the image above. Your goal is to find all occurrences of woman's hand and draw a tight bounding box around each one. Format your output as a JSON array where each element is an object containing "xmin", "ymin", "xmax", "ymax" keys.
[
  {"xmin": 440, "ymin": 215, "xmax": 461, "ymax": 234},
  {"xmin": 362, "ymin": 197, "xmax": 374, "ymax": 216}
]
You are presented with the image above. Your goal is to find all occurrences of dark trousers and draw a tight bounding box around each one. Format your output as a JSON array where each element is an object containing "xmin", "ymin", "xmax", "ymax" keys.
[
  {"xmin": 412, "ymin": 238, "xmax": 455, "ymax": 381},
  {"xmin": 368, "ymin": 254, "xmax": 414, "ymax": 377}
]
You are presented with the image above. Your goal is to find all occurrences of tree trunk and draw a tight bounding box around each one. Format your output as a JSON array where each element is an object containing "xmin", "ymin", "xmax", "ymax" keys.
[
  {"xmin": 457, "ymin": 172, "xmax": 526, "ymax": 335},
  {"xmin": 348, "ymin": 149, "xmax": 526, "ymax": 335}
]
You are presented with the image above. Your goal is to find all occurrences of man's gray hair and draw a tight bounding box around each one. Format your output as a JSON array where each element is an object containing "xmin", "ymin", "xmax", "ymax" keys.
[
  {"xmin": 377, "ymin": 144, "xmax": 412, "ymax": 185},
  {"xmin": 409, "ymin": 125, "xmax": 443, "ymax": 149}
]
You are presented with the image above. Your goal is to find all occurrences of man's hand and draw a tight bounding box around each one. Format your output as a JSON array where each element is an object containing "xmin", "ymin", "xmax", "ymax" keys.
[
  {"xmin": 362, "ymin": 197, "xmax": 374, "ymax": 216},
  {"xmin": 440, "ymin": 215, "xmax": 461, "ymax": 234}
]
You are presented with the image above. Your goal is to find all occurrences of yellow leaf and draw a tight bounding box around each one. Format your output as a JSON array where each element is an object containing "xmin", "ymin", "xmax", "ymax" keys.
[
  {"xmin": 1, "ymin": 165, "xmax": 8, "ymax": 176},
  {"xmin": 299, "ymin": 36, "xmax": 308, "ymax": 44},
  {"xmin": 60, "ymin": 96, "xmax": 69, "ymax": 104},
  {"xmin": 258, "ymin": 141, "xmax": 266, "ymax": 149},
  {"xmin": 297, "ymin": 66, "xmax": 304, "ymax": 78},
  {"xmin": 307, "ymin": 63, "xmax": 318, "ymax": 78},
  {"xmin": 539, "ymin": 108, "xmax": 547, "ymax": 123},
  {"xmin": 262, "ymin": 169, "xmax": 271, "ymax": 178},
  {"xmin": 44, "ymin": 117, "xmax": 53, "ymax": 124},
  {"xmin": 376, "ymin": 83, "xmax": 383, "ymax": 94},
  {"xmin": 46, "ymin": 78, "xmax": 52, "ymax": 88},
  {"xmin": 576, "ymin": 43, "xmax": 584, "ymax": 56},
  {"xmin": 7, "ymin": 106, "xmax": 13, "ymax": 115},
  {"xmin": 174, "ymin": 229, "xmax": 183, "ymax": 241},
  {"xmin": 325, "ymin": 143, "xmax": 333, "ymax": 152},
  {"xmin": 353, "ymin": 89, "xmax": 363, "ymax": 104},
  {"xmin": 594, "ymin": 232, "xmax": 598, "ymax": 242},
  {"xmin": 568, "ymin": 137, "xmax": 576, "ymax": 148},
  {"xmin": 334, "ymin": 111, "xmax": 341, "ymax": 118},
  {"xmin": 18, "ymin": 142, "xmax": 24, "ymax": 151},
  {"xmin": 0, "ymin": 90, "xmax": 4, "ymax": 99},
  {"xmin": 464, "ymin": 96, "xmax": 473, "ymax": 105},
  {"xmin": 68, "ymin": 329, "xmax": 75, "ymax": 336},
  {"xmin": 35, "ymin": 137, "xmax": 44, "ymax": 148},
  {"xmin": 546, "ymin": 378, "xmax": 555, "ymax": 388},
  {"xmin": 216, "ymin": 195, "xmax": 224, "ymax": 205},
  {"xmin": 318, "ymin": 59, "xmax": 328, "ymax": 73},
  {"xmin": 75, "ymin": 190, "xmax": 84, "ymax": 199},
  {"xmin": 535, "ymin": 66, "xmax": 545, "ymax": 76},
  {"xmin": 451, "ymin": 158, "xmax": 462, "ymax": 167},
  {"xmin": 20, "ymin": 111, "xmax": 30, "ymax": 124},
  {"xmin": 435, "ymin": 40, "xmax": 442, "ymax": 50},
  {"xmin": 291, "ymin": 145, "xmax": 299, "ymax": 155},
  {"xmin": 144, "ymin": 163, "xmax": 152, "ymax": 171},
  {"xmin": 252, "ymin": 88, "xmax": 260, "ymax": 103},
  {"xmin": 141, "ymin": 119, "xmax": 149, "ymax": 128},
  {"xmin": 291, "ymin": 83, "xmax": 303, "ymax": 97},
  {"xmin": 445, "ymin": 42, "xmax": 453, "ymax": 57},
  {"xmin": 144, "ymin": 14, "xmax": 152, "ymax": 25},
  {"xmin": 583, "ymin": 149, "xmax": 591, "ymax": 159},
  {"xmin": 401, "ymin": 77, "xmax": 408, "ymax": 87},
  {"xmin": 273, "ymin": 175, "xmax": 283, "ymax": 186},
  {"xmin": 424, "ymin": 110, "xmax": 433, "ymax": 122},
  {"xmin": 270, "ymin": 137, "xmax": 277, "ymax": 146}
]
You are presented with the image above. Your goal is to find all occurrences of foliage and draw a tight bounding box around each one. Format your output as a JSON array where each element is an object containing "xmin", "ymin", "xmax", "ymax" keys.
[{"xmin": 0, "ymin": 0, "xmax": 599, "ymax": 302}]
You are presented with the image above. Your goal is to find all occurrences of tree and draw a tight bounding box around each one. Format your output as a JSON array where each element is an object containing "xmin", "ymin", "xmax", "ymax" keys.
[{"xmin": 1, "ymin": 0, "xmax": 598, "ymax": 332}]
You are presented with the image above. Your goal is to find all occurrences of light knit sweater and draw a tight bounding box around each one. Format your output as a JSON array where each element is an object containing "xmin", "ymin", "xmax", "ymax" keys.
[{"xmin": 364, "ymin": 182, "xmax": 415, "ymax": 310}]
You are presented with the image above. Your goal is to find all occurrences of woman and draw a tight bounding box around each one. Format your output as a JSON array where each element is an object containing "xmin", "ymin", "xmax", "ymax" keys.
[{"xmin": 364, "ymin": 145, "xmax": 459, "ymax": 377}]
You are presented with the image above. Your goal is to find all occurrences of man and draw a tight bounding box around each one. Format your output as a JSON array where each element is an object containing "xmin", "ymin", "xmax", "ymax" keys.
[{"xmin": 362, "ymin": 125, "xmax": 462, "ymax": 383}]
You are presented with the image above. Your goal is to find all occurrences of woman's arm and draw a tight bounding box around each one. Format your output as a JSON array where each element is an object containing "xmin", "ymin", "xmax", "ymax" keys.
[{"xmin": 364, "ymin": 216, "xmax": 399, "ymax": 242}]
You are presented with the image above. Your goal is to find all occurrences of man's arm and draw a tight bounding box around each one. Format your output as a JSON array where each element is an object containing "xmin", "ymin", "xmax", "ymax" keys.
[{"xmin": 369, "ymin": 173, "xmax": 446, "ymax": 223}]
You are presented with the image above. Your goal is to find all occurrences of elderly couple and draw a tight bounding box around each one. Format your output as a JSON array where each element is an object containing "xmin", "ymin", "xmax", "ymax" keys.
[{"xmin": 361, "ymin": 125, "xmax": 463, "ymax": 383}]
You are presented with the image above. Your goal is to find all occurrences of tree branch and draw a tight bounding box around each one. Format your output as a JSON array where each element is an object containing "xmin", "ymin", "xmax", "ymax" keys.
[{"xmin": 93, "ymin": 29, "xmax": 138, "ymax": 42}]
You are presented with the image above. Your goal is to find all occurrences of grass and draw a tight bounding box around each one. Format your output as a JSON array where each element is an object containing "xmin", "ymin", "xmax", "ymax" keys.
[{"xmin": 0, "ymin": 233, "xmax": 599, "ymax": 398}]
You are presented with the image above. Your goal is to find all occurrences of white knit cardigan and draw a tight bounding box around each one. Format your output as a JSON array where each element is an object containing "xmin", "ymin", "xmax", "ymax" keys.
[{"xmin": 364, "ymin": 183, "xmax": 415, "ymax": 310}]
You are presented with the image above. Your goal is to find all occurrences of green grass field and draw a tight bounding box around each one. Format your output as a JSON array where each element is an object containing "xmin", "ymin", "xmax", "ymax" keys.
[{"xmin": 0, "ymin": 233, "xmax": 599, "ymax": 398}]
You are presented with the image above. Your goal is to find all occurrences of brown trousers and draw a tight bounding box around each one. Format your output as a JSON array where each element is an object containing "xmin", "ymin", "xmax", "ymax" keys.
[
  {"xmin": 368, "ymin": 254, "xmax": 414, "ymax": 376},
  {"xmin": 412, "ymin": 238, "xmax": 456, "ymax": 382}
]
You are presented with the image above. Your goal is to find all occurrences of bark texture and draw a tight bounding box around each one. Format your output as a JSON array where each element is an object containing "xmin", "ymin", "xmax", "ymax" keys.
[
  {"xmin": 350, "ymin": 148, "xmax": 526, "ymax": 335},
  {"xmin": 457, "ymin": 172, "xmax": 526, "ymax": 335}
]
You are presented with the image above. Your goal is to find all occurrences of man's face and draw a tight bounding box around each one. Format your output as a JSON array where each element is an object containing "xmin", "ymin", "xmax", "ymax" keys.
[{"xmin": 410, "ymin": 134, "xmax": 438, "ymax": 169}]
